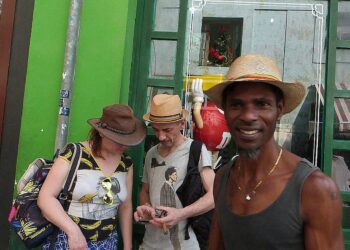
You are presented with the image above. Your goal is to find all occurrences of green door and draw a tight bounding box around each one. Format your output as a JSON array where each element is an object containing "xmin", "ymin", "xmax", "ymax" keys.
[
  {"xmin": 128, "ymin": 0, "xmax": 188, "ymax": 247},
  {"xmin": 323, "ymin": 1, "xmax": 350, "ymax": 248}
]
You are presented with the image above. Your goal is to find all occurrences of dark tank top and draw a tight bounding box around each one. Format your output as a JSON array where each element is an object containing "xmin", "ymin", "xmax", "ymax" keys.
[{"xmin": 217, "ymin": 159, "xmax": 318, "ymax": 250}]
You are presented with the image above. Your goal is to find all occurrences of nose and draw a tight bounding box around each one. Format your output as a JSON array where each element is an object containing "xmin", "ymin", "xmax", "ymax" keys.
[
  {"xmin": 240, "ymin": 105, "xmax": 258, "ymax": 122},
  {"xmin": 157, "ymin": 131, "xmax": 167, "ymax": 141}
]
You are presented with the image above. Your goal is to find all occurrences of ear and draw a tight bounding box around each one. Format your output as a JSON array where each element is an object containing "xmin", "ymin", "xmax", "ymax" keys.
[
  {"xmin": 179, "ymin": 120, "xmax": 186, "ymax": 130},
  {"xmin": 276, "ymin": 100, "xmax": 284, "ymax": 120}
]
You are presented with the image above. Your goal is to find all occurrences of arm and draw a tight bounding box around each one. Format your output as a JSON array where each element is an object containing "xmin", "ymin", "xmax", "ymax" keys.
[
  {"xmin": 155, "ymin": 166, "xmax": 215, "ymax": 227},
  {"xmin": 302, "ymin": 170, "xmax": 344, "ymax": 250},
  {"xmin": 118, "ymin": 167, "xmax": 133, "ymax": 250},
  {"xmin": 38, "ymin": 157, "xmax": 87, "ymax": 249},
  {"xmin": 208, "ymin": 167, "xmax": 224, "ymax": 250}
]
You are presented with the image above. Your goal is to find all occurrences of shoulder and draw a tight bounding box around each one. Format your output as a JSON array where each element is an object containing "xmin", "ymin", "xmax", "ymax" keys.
[
  {"xmin": 121, "ymin": 153, "xmax": 133, "ymax": 170},
  {"xmin": 303, "ymin": 169, "xmax": 339, "ymax": 199},
  {"xmin": 59, "ymin": 142, "xmax": 79, "ymax": 161},
  {"xmin": 301, "ymin": 168, "xmax": 341, "ymax": 219}
]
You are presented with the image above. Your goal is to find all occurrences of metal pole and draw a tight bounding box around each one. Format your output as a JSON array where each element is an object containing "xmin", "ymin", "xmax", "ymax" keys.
[{"xmin": 54, "ymin": 0, "xmax": 82, "ymax": 153}]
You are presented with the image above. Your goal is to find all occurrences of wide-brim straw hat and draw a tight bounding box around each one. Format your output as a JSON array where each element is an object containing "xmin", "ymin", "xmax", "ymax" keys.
[
  {"xmin": 204, "ymin": 54, "xmax": 306, "ymax": 114},
  {"xmin": 88, "ymin": 104, "xmax": 146, "ymax": 146},
  {"xmin": 143, "ymin": 94, "xmax": 189, "ymax": 123}
]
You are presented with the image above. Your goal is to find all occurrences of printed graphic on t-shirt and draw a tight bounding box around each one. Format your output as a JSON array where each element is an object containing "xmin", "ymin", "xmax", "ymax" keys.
[{"xmin": 160, "ymin": 166, "xmax": 180, "ymax": 250}]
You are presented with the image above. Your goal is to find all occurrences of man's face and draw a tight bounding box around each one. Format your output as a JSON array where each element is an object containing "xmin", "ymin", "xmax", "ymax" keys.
[
  {"xmin": 151, "ymin": 121, "xmax": 184, "ymax": 148},
  {"xmin": 169, "ymin": 171, "xmax": 177, "ymax": 182},
  {"xmin": 223, "ymin": 82, "xmax": 283, "ymax": 154}
]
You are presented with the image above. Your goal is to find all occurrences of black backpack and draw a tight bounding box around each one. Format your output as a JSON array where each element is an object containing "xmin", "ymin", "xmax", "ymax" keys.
[{"xmin": 176, "ymin": 140, "xmax": 213, "ymax": 250}]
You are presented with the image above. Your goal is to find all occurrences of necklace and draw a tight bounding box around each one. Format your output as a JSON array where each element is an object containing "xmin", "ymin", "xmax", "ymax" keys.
[{"xmin": 236, "ymin": 148, "xmax": 283, "ymax": 201}]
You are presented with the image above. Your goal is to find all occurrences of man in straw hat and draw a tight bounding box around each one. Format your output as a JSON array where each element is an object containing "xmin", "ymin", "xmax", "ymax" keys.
[
  {"xmin": 205, "ymin": 54, "xmax": 344, "ymax": 249},
  {"xmin": 134, "ymin": 94, "xmax": 215, "ymax": 250}
]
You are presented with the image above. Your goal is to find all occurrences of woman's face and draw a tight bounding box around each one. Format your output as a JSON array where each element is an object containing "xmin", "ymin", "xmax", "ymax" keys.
[{"xmin": 101, "ymin": 136, "xmax": 129, "ymax": 154}]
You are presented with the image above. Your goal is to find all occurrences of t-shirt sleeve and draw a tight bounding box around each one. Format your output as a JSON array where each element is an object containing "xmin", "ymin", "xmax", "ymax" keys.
[
  {"xmin": 198, "ymin": 143, "xmax": 212, "ymax": 172},
  {"xmin": 116, "ymin": 154, "xmax": 133, "ymax": 172},
  {"xmin": 58, "ymin": 143, "xmax": 76, "ymax": 163},
  {"xmin": 141, "ymin": 149, "xmax": 152, "ymax": 184}
]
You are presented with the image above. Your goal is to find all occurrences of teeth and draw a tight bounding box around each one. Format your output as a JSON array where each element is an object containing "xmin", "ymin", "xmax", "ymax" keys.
[{"xmin": 240, "ymin": 130, "xmax": 258, "ymax": 135}]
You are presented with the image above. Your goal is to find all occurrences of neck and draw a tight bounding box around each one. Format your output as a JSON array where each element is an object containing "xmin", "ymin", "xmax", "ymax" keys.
[
  {"xmin": 159, "ymin": 135, "xmax": 186, "ymax": 157},
  {"xmin": 237, "ymin": 144, "xmax": 282, "ymax": 177}
]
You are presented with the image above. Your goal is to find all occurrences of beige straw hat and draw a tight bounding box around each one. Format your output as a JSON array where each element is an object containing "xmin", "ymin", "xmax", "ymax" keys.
[
  {"xmin": 143, "ymin": 94, "xmax": 189, "ymax": 123},
  {"xmin": 88, "ymin": 104, "xmax": 146, "ymax": 146},
  {"xmin": 204, "ymin": 54, "xmax": 306, "ymax": 114}
]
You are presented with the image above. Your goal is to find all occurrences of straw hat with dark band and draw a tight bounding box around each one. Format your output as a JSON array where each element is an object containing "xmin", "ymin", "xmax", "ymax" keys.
[
  {"xmin": 88, "ymin": 104, "xmax": 146, "ymax": 146},
  {"xmin": 143, "ymin": 94, "xmax": 189, "ymax": 123},
  {"xmin": 204, "ymin": 54, "xmax": 306, "ymax": 114}
]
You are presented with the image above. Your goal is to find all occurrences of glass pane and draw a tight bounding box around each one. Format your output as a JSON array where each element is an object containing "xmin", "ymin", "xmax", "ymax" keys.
[
  {"xmin": 336, "ymin": 49, "xmax": 350, "ymax": 89},
  {"xmin": 332, "ymin": 149, "xmax": 350, "ymax": 192},
  {"xmin": 0, "ymin": 0, "xmax": 2, "ymax": 16},
  {"xmin": 338, "ymin": 2, "xmax": 350, "ymax": 40},
  {"xmin": 154, "ymin": 0, "xmax": 179, "ymax": 32},
  {"xmin": 150, "ymin": 40, "xmax": 177, "ymax": 79},
  {"xmin": 333, "ymin": 98, "xmax": 350, "ymax": 138}
]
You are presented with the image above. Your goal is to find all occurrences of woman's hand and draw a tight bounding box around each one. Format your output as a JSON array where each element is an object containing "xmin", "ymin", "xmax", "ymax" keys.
[{"xmin": 67, "ymin": 225, "xmax": 88, "ymax": 250}]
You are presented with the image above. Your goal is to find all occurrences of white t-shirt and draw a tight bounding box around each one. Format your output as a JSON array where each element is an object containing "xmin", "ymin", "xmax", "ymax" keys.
[{"xmin": 141, "ymin": 138, "xmax": 212, "ymax": 250}]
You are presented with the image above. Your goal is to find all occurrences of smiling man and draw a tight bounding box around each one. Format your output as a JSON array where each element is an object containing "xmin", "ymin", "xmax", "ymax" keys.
[{"xmin": 205, "ymin": 54, "xmax": 344, "ymax": 250}]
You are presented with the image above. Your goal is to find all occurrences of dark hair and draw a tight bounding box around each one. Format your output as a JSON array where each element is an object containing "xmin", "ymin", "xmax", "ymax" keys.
[
  {"xmin": 165, "ymin": 167, "xmax": 176, "ymax": 180},
  {"xmin": 222, "ymin": 83, "xmax": 284, "ymax": 109},
  {"xmin": 88, "ymin": 128, "xmax": 103, "ymax": 158}
]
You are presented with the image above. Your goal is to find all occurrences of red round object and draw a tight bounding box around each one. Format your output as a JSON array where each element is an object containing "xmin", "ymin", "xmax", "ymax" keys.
[{"xmin": 193, "ymin": 100, "xmax": 231, "ymax": 151}]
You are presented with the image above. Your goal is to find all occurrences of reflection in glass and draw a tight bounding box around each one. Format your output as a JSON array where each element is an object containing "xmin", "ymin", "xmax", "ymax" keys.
[
  {"xmin": 333, "ymin": 98, "xmax": 350, "ymax": 136},
  {"xmin": 150, "ymin": 40, "xmax": 177, "ymax": 79},
  {"xmin": 332, "ymin": 150, "xmax": 350, "ymax": 192},
  {"xmin": 338, "ymin": 2, "xmax": 350, "ymax": 40},
  {"xmin": 154, "ymin": 0, "xmax": 179, "ymax": 32}
]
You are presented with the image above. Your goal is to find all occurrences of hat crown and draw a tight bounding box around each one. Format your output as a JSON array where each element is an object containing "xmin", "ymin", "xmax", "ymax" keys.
[
  {"xmin": 226, "ymin": 54, "xmax": 282, "ymax": 81},
  {"xmin": 100, "ymin": 104, "xmax": 136, "ymax": 134},
  {"xmin": 143, "ymin": 94, "xmax": 189, "ymax": 123},
  {"xmin": 150, "ymin": 94, "xmax": 182, "ymax": 116}
]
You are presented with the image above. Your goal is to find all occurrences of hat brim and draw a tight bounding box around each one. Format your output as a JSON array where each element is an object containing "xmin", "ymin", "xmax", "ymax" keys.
[
  {"xmin": 87, "ymin": 118, "xmax": 146, "ymax": 146},
  {"xmin": 204, "ymin": 79, "xmax": 306, "ymax": 114},
  {"xmin": 143, "ymin": 109, "xmax": 189, "ymax": 123}
]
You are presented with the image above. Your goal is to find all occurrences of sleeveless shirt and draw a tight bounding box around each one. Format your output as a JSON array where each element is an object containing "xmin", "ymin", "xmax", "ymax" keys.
[{"xmin": 217, "ymin": 159, "xmax": 318, "ymax": 250}]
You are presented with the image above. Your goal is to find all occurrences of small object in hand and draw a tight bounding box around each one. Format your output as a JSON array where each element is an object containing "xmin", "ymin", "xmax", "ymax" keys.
[
  {"xmin": 155, "ymin": 208, "xmax": 167, "ymax": 218},
  {"xmin": 162, "ymin": 223, "xmax": 168, "ymax": 235},
  {"xmin": 138, "ymin": 218, "xmax": 150, "ymax": 224}
]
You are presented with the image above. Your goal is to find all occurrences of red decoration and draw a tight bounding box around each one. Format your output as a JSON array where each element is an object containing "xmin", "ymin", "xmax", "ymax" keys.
[{"xmin": 193, "ymin": 100, "xmax": 231, "ymax": 151}]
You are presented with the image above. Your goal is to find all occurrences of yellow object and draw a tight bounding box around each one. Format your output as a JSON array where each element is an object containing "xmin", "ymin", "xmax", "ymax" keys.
[{"xmin": 184, "ymin": 74, "xmax": 225, "ymax": 91}]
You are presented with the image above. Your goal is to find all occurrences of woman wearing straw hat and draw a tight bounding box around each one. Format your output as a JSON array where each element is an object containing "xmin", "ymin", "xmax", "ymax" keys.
[
  {"xmin": 38, "ymin": 104, "xmax": 146, "ymax": 250},
  {"xmin": 205, "ymin": 54, "xmax": 343, "ymax": 249},
  {"xmin": 134, "ymin": 94, "xmax": 214, "ymax": 250}
]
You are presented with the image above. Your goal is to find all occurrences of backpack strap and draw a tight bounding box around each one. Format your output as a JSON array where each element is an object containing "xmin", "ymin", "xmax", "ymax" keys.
[
  {"xmin": 184, "ymin": 140, "xmax": 203, "ymax": 240},
  {"xmin": 49, "ymin": 143, "xmax": 82, "ymax": 248},
  {"xmin": 188, "ymin": 140, "xmax": 203, "ymax": 173},
  {"xmin": 58, "ymin": 143, "xmax": 82, "ymax": 207}
]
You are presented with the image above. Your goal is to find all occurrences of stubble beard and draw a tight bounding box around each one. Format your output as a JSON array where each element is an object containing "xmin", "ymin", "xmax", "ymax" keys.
[{"xmin": 237, "ymin": 147, "xmax": 261, "ymax": 160}]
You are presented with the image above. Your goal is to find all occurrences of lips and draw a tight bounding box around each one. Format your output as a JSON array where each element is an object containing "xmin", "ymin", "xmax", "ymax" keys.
[
  {"xmin": 240, "ymin": 129, "xmax": 259, "ymax": 135},
  {"xmin": 235, "ymin": 127, "xmax": 261, "ymax": 142}
]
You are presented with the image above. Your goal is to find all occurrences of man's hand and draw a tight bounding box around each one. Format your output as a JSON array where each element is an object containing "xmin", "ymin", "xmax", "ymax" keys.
[
  {"xmin": 152, "ymin": 206, "xmax": 184, "ymax": 228},
  {"xmin": 134, "ymin": 204, "xmax": 155, "ymax": 223}
]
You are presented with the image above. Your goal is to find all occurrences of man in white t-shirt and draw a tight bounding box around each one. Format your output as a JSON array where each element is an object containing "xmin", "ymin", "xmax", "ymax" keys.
[{"xmin": 134, "ymin": 94, "xmax": 214, "ymax": 250}]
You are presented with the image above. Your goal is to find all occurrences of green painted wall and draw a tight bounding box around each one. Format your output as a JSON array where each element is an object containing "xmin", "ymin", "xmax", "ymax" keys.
[{"xmin": 15, "ymin": 0, "xmax": 138, "ymax": 181}]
